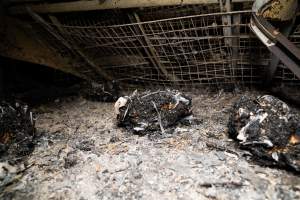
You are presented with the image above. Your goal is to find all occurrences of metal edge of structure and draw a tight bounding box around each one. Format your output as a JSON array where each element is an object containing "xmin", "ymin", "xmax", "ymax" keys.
[
  {"xmin": 0, "ymin": 14, "xmax": 86, "ymax": 79},
  {"xmin": 250, "ymin": 14, "xmax": 300, "ymax": 80},
  {"xmin": 8, "ymin": 0, "xmax": 254, "ymax": 14}
]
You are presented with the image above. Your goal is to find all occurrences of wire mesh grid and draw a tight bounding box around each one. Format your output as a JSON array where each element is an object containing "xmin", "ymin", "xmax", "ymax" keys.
[
  {"xmin": 28, "ymin": 21, "xmax": 102, "ymax": 81},
  {"xmin": 27, "ymin": 3, "xmax": 300, "ymax": 88}
]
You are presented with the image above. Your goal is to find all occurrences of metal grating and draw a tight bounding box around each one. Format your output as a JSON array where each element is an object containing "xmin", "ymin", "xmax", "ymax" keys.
[{"xmin": 26, "ymin": 3, "xmax": 300, "ymax": 88}]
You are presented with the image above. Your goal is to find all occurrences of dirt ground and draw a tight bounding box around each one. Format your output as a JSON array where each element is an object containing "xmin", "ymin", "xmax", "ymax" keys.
[{"xmin": 2, "ymin": 90, "xmax": 300, "ymax": 200}]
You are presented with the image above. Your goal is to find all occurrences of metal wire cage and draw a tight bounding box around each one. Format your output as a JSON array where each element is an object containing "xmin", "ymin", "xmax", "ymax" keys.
[{"xmin": 27, "ymin": 2, "xmax": 300, "ymax": 89}]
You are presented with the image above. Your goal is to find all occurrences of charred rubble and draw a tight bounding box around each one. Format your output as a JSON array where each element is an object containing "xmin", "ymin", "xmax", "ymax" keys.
[
  {"xmin": 228, "ymin": 95, "xmax": 300, "ymax": 172},
  {"xmin": 115, "ymin": 90, "xmax": 193, "ymax": 135},
  {"xmin": 0, "ymin": 101, "xmax": 35, "ymax": 163},
  {"xmin": 80, "ymin": 81, "xmax": 121, "ymax": 102}
]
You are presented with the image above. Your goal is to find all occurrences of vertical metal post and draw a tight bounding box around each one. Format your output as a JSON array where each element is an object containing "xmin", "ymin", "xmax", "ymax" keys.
[
  {"xmin": 232, "ymin": 13, "xmax": 240, "ymax": 81},
  {"xmin": 219, "ymin": 0, "xmax": 238, "ymax": 83},
  {"xmin": 219, "ymin": 0, "xmax": 233, "ymax": 46}
]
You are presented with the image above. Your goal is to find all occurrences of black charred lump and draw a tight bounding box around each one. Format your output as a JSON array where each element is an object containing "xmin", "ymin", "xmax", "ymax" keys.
[
  {"xmin": 115, "ymin": 90, "xmax": 192, "ymax": 135},
  {"xmin": 228, "ymin": 95, "xmax": 300, "ymax": 172},
  {"xmin": 0, "ymin": 101, "xmax": 35, "ymax": 163}
]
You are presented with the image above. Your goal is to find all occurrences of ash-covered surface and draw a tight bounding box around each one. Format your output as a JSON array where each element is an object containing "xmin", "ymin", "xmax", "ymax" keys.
[
  {"xmin": 116, "ymin": 90, "xmax": 192, "ymax": 135},
  {"xmin": 1, "ymin": 91, "xmax": 300, "ymax": 200},
  {"xmin": 228, "ymin": 95, "xmax": 300, "ymax": 172}
]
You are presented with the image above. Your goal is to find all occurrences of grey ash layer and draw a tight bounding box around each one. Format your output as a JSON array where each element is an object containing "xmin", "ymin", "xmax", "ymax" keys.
[{"xmin": 1, "ymin": 91, "xmax": 300, "ymax": 199}]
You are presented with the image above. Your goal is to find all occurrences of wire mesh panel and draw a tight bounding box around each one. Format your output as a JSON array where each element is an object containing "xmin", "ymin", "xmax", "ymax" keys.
[{"xmin": 26, "ymin": 3, "xmax": 300, "ymax": 88}]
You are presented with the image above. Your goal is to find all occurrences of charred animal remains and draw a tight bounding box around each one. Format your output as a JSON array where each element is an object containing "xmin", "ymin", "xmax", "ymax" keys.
[
  {"xmin": 229, "ymin": 95, "xmax": 300, "ymax": 172},
  {"xmin": 0, "ymin": 101, "xmax": 35, "ymax": 163},
  {"xmin": 115, "ymin": 90, "xmax": 192, "ymax": 135}
]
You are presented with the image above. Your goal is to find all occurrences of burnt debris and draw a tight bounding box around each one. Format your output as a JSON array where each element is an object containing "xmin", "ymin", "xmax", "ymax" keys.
[
  {"xmin": 115, "ymin": 90, "xmax": 192, "ymax": 135},
  {"xmin": 228, "ymin": 95, "xmax": 300, "ymax": 172},
  {"xmin": 81, "ymin": 81, "xmax": 121, "ymax": 102},
  {"xmin": 0, "ymin": 101, "xmax": 35, "ymax": 163}
]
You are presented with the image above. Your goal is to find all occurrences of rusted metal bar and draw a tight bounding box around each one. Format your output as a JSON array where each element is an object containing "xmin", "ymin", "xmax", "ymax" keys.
[{"xmin": 9, "ymin": 0, "xmax": 254, "ymax": 14}]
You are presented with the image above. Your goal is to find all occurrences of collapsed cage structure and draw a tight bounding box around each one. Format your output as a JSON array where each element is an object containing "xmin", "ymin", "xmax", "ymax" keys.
[{"xmin": 8, "ymin": 1, "xmax": 300, "ymax": 88}]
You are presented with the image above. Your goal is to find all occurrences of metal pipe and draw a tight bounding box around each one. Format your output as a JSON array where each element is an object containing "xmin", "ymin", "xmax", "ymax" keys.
[{"xmin": 9, "ymin": 0, "xmax": 254, "ymax": 14}]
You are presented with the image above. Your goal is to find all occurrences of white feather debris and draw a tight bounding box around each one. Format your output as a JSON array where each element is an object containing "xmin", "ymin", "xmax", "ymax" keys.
[
  {"xmin": 237, "ymin": 112, "xmax": 268, "ymax": 142},
  {"xmin": 133, "ymin": 122, "xmax": 149, "ymax": 132},
  {"xmin": 174, "ymin": 93, "xmax": 190, "ymax": 107},
  {"xmin": 243, "ymin": 140, "xmax": 274, "ymax": 147},
  {"xmin": 114, "ymin": 97, "xmax": 128, "ymax": 115},
  {"xmin": 238, "ymin": 108, "xmax": 249, "ymax": 118},
  {"xmin": 133, "ymin": 127, "xmax": 145, "ymax": 132},
  {"xmin": 263, "ymin": 139, "xmax": 274, "ymax": 148},
  {"xmin": 272, "ymin": 152, "xmax": 279, "ymax": 162}
]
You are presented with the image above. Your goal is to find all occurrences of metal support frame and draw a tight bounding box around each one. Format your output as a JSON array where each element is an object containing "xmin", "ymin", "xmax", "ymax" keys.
[
  {"xmin": 48, "ymin": 15, "xmax": 113, "ymax": 81},
  {"xmin": 250, "ymin": 14, "xmax": 300, "ymax": 80},
  {"xmin": 219, "ymin": 0, "xmax": 239, "ymax": 83},
  {"xmin": 27, "ymin": 8, "xmax": 112, "ymax": 81},
  {"xmin": 232, "ymin": 13, "xmax": 240, "ymax": 77},
  {"xmin": 9, "ymin": 0, "xmax": 254, "ymax": 14},
  {"xmin": 131, "ymin": 13, "xmax": 179, "ymax": 82},
  {"xmin": 252, "ymin": 0, "xmax": 299, "ymax": 83},
  {"xmin": 265, "ymin": 19, "xmax": 296, "ymax": 84}
]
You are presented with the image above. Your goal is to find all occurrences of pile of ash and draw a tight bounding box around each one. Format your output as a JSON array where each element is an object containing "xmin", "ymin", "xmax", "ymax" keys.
[
  {"xmin": 0, "ymin": 101, "xmax": 35, "ymax": 163},
  {"xmin": 81, "ymin": 81, "xmax": 121, "ymax": 102},
  {"xmin": 115, "ymin": 90, "xmax": 192, "ymax": 135},
  {"xmin": 228, "ymin": 95, "xmax": 300, "ymax": 172}
]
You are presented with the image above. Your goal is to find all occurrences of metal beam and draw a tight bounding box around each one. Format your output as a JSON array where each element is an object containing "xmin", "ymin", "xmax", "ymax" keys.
[
  {"xmin": 47, "ymin": 15, "xmax": 113, "ymax": 81},
  {"xmin": 250, "ymin": 15, "xmax": 300, "ymax": 80},
  {"xmin": 132, "ymin": 12, "xmax": 179, "ymax": 82},
  {"xmin": 0, "ymin": 15, "xmax": 87, "ymax": 79},
  {"xmin": 27, "ymin": 8, "xmax": 112, "ymax": 81},
  {"xmin": 9, "ymin": 0, "xmax": 254, "ymax": 14}
]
